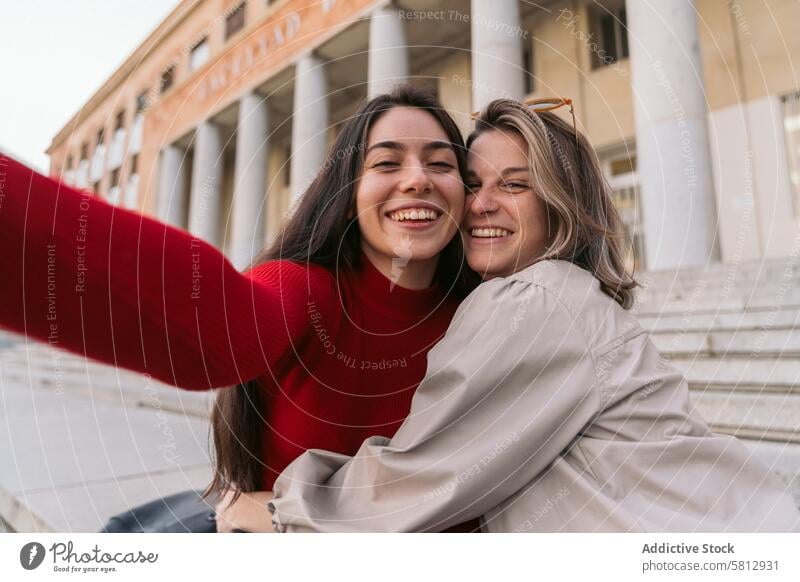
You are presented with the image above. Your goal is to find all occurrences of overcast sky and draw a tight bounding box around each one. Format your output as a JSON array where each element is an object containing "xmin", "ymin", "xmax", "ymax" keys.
[{"xmin": 0, "ymin": 1, "xmax": 181, "ymax": 172}]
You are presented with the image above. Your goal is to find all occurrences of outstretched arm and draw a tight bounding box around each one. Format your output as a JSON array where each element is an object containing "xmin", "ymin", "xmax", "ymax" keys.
[
  {"xmin": 268, "ymin": 276, "xmax": 601, "ymax": 532},
  {"xmin": 0, "ymin": 154, "xmax": 336, "ymax": 390}
]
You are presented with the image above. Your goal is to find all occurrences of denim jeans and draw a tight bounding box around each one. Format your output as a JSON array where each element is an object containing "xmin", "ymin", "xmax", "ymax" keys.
[{"xmin": 100, "ymin": 489, "xmax": 218, "ymax": 533}]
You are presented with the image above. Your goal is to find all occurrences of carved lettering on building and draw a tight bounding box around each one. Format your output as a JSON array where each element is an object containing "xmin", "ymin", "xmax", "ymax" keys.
[{"xmin": 197, "ymin": 11, "xmax": 302, "ymax": 101}]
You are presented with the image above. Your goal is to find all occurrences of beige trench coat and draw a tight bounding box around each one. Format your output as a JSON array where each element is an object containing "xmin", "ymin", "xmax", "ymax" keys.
[{"xmin": 268, "ymin": 260, "xmax": 800, "ymax": 532}]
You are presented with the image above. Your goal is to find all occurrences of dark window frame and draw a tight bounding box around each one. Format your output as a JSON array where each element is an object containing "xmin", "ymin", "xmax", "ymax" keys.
[
  {"xmin": 136, "ymin": 90, "xmax": 149, "ymax": 113},
  {"xmin": 225, "ymin": 2, "xmax": 246, "ymax": 40},
  {"xmin": 588, "ymin": 3, "xmax": 629, "ymax": 69},
  {"xmin": 160, "ymin": 65, "xmax": 176, "ymax": 94}
]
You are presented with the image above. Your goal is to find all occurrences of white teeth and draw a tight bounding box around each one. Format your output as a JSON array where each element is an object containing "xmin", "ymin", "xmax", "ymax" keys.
[
  {"xmin": 389, "ymin": 208, "xmax": 440, "ymax": 222},
  {"xmin": 470, "ymin": 228, "xmax": 512, "ymax": 238}
]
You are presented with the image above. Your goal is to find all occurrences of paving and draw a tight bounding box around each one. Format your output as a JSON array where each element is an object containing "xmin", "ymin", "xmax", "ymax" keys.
[{"xmin": 0, "ymin": 334, "xmax": 214, "ymax": 532}]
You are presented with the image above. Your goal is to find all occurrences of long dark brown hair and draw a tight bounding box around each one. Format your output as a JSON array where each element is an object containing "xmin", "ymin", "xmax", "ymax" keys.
[
  {"xmin": 467, "ymin": 99, "xmax": 638, "ymax": 308},
  {"xmin": 204, "ymin": 85, "xmax": 477, "ymax": 503}
]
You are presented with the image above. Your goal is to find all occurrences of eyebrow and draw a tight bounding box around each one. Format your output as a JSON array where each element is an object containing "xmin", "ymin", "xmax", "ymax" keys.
[
  {"xmin": 465, "ymin": 167, "xmax": 529, "ymax": 180},
  {"xmin": 366, "ymin": 140, "xmax": 454, "ymax": 155},
  {"xmin": 501, "ymin": 167, "xmax": 529, "ymax": 176}
]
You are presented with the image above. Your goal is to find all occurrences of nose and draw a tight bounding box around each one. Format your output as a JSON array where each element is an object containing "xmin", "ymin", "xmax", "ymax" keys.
[
  {"xmin": 467, "ymin": 185, "xmax": 499, "ymax": 216},
  {"xmin": 400, "ymin": 162, "xmax": 433, "ymax": 195}
]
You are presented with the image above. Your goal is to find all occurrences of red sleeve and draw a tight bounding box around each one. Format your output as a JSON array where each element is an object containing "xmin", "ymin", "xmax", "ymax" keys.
[{"xmin": 0, "ymin": 154, "xmax": 338, "ymax": 390}]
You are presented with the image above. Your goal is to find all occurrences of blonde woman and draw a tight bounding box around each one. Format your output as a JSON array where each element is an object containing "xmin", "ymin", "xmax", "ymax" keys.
[{"xmin": 266, "ymin": 98, "xmax": 799, "ymax": 532}]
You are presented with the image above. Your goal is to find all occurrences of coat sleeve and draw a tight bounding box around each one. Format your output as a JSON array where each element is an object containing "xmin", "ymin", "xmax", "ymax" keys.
[
  {"xmin": 268, "ymin": 275, "xmax": 602, "ymax": 532},
  {"xmin": 0, "ymin": 154, "xmax": 338, "ymax": 390}
]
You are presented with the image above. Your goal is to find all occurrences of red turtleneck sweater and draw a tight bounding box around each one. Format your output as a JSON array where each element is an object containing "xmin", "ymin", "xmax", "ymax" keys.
[{"xmin": 0, "ymin": 154, "xmax": 464, "ymax": 493}]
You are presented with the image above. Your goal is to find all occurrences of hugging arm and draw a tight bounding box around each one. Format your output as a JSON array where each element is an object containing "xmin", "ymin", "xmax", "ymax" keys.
[
  {"xmin": 0, "ymin": 155, "xmax": 336, "ymax": 390},
  {"xmin": 268, "ymin": 276, "xmax": 601, "ymax": 532}
]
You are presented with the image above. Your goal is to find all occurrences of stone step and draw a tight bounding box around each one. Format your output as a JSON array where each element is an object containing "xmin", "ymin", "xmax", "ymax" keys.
[
  {"xmin": 639, "ymin": 270, "xmax": 800, "ymax": 290},
  {"xmin": 690, "ymin": 382, "xmax": 800, "ymax": 396},
  {"xmin": 672, "ymin": 356, "xmax": 799, "ymax": 388},
  {"xmin": 637, "ymin": 257, "xmax": 798, "ymax": 283},
  {"xmin": 736, "ymin": 439, "xmax": 800, "ymax": 508},
  {"xmin": 638, "ymin": 309, "xmax": 800, "ymax": 333},
  {"xmin": 652, "ymin": 329, "xmax": 800, "ymax": 357},
  {"xmin": 633, "ymin": 293, "xmax": 800, "ymax": 316},
  {"xmin": 690, "ymin": 391, "xmax": 800, "ymax": 443},
  {"xmin": 0, "ymin": 343, "xmax": 216, "ymax": 418},
  {"xmin": 0, "ymin": 378, "xmax": 213, "ymax": 532},
  {"xmin": 0, "ymin": 364, "xmax": 215, "ymax": 419}
]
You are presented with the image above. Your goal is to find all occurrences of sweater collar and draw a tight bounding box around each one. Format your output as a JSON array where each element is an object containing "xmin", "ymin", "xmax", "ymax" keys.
[{"xmin": 343, "ymin": 251, "xmax": 449, "ymax": 321}]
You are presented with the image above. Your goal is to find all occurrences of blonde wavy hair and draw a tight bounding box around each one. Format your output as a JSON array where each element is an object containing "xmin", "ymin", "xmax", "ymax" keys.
[{"xmin": 467, "ymin": 98, "xmax": 639, "ymax": 309}]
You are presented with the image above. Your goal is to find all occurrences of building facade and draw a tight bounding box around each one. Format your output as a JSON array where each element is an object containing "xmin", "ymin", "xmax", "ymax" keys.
[{"xmin": 47, "ymin": 0, "xmax": 800, "ymax": 271}]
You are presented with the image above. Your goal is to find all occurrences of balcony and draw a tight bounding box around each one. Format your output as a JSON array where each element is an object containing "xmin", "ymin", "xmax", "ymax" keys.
[
  {"xmin": 129, "ymin": 114, "xmax": 143, "ymax": 154},
  {"xmin": 107, "ymin": 129, "xmax": 126, "ymax": 171},
  {"xmin": 75, "ymin": 160, "xmax": 89, "ymax": 188},
  {"xmin": 90, "ymin": 145, "xmax": 106, "ymax": 183},
  {"xmin": 124, "ymin": 174, "xmax": 140, "ymax": 209}
]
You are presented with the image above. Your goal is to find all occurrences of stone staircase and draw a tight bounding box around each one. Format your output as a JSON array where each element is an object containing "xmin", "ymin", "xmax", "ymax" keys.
[
  {"xmin": 632, "ymin": 256, "xmax": 800, "ymax": 506},
  {"xmin": 0, "ymin": 333, "xmax": 216, "ymax": 532},
  {"xmin": 1, "ymin": 256, "xmax": 798, "ymax": 531}
]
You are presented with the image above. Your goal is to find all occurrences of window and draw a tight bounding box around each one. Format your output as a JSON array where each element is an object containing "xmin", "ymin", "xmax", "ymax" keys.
[
  {"xmin": 522, "ymin": 41, "xmax": 534, "ymax": 94},
  {"xmin": 189, "ymin": 37, "xmax": 210, "ymax": 72},
  {"xmin": 602, "ymin": 151, "xmax": 644, "ymax": 271},
  {"xmin": 136, "ymin": 90, "xmax": 149, "ymax": 113},
  {"xmin": 160, "ymin": 65, "xmax": 175, "ymax": 94},
  {"xmin": 782, "ymin": 91, "xmax": 800, "ymax": 217},
  {"xmin": 96, "ymin": 127, "xmax": 105, "ymax": 147},
  {"xmin": 284, "ymin": 143, "xmax": 291, "ymax": 187},
  {"xmin": 111, "ymin": 168, "xmax": 121, "ymax": 187},
  {"xmin": 115, "ymin": 111, "xmax": 125, "ymax": 132},
  {"xmin": 225, "ymin": 2, "xmax": 246, "ymax": 40},
  {"xmin": 80, "ymin": 143, "xmax": 88, "ymax": 160},
  {"xmin": 588, "ymin": 3, "xmax": 629, "ymax": 69},
  {"xmin": 130, "ymin": 154, "xmax": 139, "ymax": 176}
]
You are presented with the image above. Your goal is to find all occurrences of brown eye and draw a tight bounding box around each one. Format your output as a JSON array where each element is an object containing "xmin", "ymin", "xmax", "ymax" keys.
[
  {"xmin": 503, "ymin": 182, "xmax": 529, "ymax": 191},
  {"xmin": 429, "ymin": 161, "xmax": 455, "ymax": 171}
]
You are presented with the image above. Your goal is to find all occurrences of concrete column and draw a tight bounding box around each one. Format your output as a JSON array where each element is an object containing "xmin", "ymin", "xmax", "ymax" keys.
[
  {"xmin": 368, "ymin": 6, "xmax": 409, "ymax": 98},
  {"xmin": 188, "ymin": 120, "xmax": 224, "ymax": 247},
  {"xmin": 157, "ymin": 144, "xmax": 188, "ymax": 228},
  {"xmin": 231, "ymin": 91, "xmax": 269, "ymax": 270},
  {"xmin": 627, "ymin": 0, "xmax": 720, "ymax": 269},
  {"xmin": 470, "ymin": 0, "xmax": 525, "ymax": 111},
  {"xmin": 291, "ymin": 54, "xmax": 328, "ymax": 201}
]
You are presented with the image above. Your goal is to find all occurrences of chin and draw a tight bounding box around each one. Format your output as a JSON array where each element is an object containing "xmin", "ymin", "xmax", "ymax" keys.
[{"xmin": 467, "ymin": 257, "xmax": 507, "ymax": 280}]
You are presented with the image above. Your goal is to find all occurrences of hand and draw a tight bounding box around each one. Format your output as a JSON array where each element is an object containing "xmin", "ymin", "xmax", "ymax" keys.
[{"xmin": 214, "ymin": 489, "xmax": 276, "ymax": 533}]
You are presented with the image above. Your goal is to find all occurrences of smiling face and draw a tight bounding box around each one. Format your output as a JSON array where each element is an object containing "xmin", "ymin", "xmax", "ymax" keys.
[
  {"xmin": 356, "ymin": 106, "xmax": 465, "ymax": 287},
  {"xmin": 465, "ymin": 129, "xmax": 550, "ymax": 280}
]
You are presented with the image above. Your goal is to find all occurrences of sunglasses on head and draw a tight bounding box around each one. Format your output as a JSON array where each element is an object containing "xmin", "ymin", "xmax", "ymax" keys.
[{"xmin": 471, "ymin": 97, "xmax": 579, "ymax": 150}]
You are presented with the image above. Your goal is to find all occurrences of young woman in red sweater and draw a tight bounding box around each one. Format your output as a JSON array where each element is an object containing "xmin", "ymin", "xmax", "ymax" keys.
[{"xmin": 0, "ymin": 86, "xmax": 480, "ymax": 532}]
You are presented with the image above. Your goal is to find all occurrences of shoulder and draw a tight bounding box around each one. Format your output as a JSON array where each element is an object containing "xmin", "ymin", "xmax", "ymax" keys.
[
  {"xmin": 462, "ymin": 260, "xmax": 593, "ymax": 316},
  {"xmin": 463, "ymin": 260, "xmax": 642, "ymax": 350}
]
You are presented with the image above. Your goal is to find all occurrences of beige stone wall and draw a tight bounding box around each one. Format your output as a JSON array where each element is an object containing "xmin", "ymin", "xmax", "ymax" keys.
[
  {"xmin": 435, "ymin": 52, "xmax": 473, "ymax": 140},
  {"xmin": 48, "ymin": 0, "xmax": 800, "ymax": 261}
]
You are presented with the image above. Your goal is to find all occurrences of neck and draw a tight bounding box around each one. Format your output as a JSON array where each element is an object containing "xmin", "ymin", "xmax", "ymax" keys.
[{"xmin": 361, "ymin": 244, "xmax": 439, "ymax": 290}]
